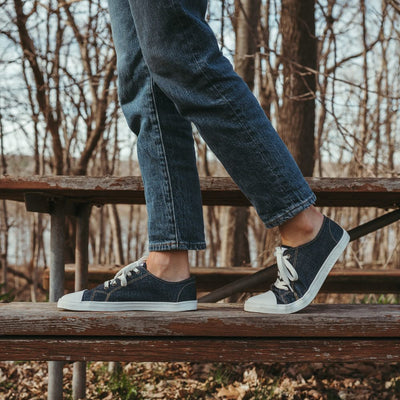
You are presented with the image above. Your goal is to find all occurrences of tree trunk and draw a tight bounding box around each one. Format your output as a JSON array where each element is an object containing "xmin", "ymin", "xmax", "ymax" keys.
[
  {"xmin": 220, "ymin": 207, "xmax": 250, "ymax": 267},
  {"xmin": 0, "ymin": 113, "xmax": 9, "ymax": 292},
  {"xmin": 220, "ymin": 0, "xmax": 261, "ymax": 269},
  {"xmin": 108, "ymin": 204, "xmax": 125, "ymax": 266},
  {"xmin": 279, "ymin": 0, "xmax": 317, "ymax": 176},
  {"xmin": 234, "ymin": 0, "xmax": 261, "ymax": 91}
]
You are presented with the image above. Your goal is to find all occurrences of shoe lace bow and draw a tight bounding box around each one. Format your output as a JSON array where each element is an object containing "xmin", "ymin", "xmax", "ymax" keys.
[
  {"xmin": 274, "ymin": 246, "xmax": 298, "ymax": 292},
  {"xmin": 104, "ymin": 255, "xmax": 147, "ymax": 288}
]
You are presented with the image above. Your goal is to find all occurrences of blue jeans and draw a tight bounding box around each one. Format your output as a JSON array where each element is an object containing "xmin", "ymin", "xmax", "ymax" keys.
[{"xmin": 107, "ymin": 0, "xmax": 316, "ymax": 252}]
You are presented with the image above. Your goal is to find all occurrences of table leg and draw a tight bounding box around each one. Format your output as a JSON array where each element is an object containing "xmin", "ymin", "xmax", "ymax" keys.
[
  {"xmin": 73, "ymin": 204, "xmax": 90, "ymax": 400},
  {"xmin": 48, "ymin": 200, "xmax": 65, "ymax": 400}
]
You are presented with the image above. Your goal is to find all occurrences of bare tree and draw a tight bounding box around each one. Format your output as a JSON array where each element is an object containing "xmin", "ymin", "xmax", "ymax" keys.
[
  {"xmin": 0, "ymin": 111, "xmax": 10, "ymax": 292},
  {"xmin": 7, "ymin": 0, "xmax": 117, "ymax": 176},
  {"xmin": 278, "ymin": 0, "xmax": 317, "ymax": 176},
  {"xmin": 220, "ymin": 0, "xmax": 261, "ymax": 268}
]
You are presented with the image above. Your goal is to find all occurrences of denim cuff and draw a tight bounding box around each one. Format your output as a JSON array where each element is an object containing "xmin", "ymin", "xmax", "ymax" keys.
[
  {"xmin": 148, "ymin": 240, "xmax": 207, "ymax": 251},
  {"xmin": 264, "ymin": 192, "xmax": 317, "ymax": 229}
]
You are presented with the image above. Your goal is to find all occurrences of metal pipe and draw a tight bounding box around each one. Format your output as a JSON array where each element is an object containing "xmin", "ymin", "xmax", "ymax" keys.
[
  {"xmin": 73, "ymin": 204, "xmax": 90, "ymax": 400},
  {"xmin": 48, "ymin": 362, "xmax": 64, "ymax": 400},
  {"xmin": 49, "ymin": 200, "xmax": 65, "ymax": 302},
  {"xmin": 348, "ymin": 208, "xmax": 400, "ymax": 241},
  {"xmin": 73, "ymin": 362, "xmax": 87, "ymax": 400},
  {"xmin": 48, "ymin": 199, "xmax": 65, "ymax": 400},
  {"xmin": 74, "ymin": 204, "xmax": 90, "ymax": 292}
]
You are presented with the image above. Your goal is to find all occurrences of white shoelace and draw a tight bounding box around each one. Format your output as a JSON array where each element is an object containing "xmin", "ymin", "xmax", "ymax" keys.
[
  {"xmin": 273, "ymin": 247, "xmax": 298, "ymax": 292},
  {"xmin": 104, "ymin": 254, "xmax": 148, "ymax": 288}
]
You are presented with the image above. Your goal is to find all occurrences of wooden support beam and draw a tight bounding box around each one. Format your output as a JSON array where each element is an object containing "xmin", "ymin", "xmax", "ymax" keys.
[
  {"xmin": 25, "ymin": 193, "xmax": 78, "ymax": 215},
  {"xmin": 2, "ymin": 337, "xmax": 400, "ymax": 363}
]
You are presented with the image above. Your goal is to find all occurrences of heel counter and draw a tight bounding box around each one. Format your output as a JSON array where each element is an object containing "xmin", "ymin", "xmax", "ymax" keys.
[{"xmin": 177, "ymin": 278, "xmax": 197, "ymax": 302}]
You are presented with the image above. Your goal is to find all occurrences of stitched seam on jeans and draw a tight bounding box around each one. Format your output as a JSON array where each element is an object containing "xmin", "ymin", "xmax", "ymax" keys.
[
  {"xmin": 148, "ymin": 242, "xmax": 207, "ymax": 251},
  {"xmin": 149, "ymin": 77, "xmax": 179, "ymax": 245},
  {"xmin": 149, "ymin": 240, "xmax": 206, "ymax": 246}
]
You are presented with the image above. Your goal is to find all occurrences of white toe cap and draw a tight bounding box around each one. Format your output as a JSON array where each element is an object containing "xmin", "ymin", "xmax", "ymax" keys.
[
  {"xmin": 246, "ymin": 290, "xmax": 278, "ymax": 307},
  {"xmin": 244, "ymin": 290, "xmax": 278, "ymax": 313},
  {"xmin": 57, "ymin": 290, "xmax": 85, "ymax": 309}
]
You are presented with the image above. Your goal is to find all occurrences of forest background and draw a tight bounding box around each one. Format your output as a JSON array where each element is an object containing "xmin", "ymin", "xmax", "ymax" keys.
[{"xmin": 0, "ymin": 0, "xmax": 399, "ymax": 303}]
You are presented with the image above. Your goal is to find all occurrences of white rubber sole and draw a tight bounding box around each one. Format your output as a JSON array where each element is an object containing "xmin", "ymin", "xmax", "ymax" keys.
[
  {"xmin": 244, "ymin": 230, "xmax": 350, "ymax": 314},
  {"xmin": 57, "ymin": 292, "xmax": 197, "ymax": 312}
]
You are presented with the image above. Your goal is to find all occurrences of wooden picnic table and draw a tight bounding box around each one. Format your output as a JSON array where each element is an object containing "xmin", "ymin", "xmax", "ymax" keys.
[{"xmin": 1, "ymin": 174, "xmax": 400, "ymax": 400}]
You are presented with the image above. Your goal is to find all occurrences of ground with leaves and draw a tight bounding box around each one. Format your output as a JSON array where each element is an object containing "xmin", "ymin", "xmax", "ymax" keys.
[{"xmin": 1, "ymin": 360, "xmax": 400, "ymax": 399}]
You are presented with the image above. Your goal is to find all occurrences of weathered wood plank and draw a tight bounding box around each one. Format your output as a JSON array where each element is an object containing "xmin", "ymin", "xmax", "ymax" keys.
[
  {"xmin": 1, "ymin": 303, "xmax": 400, "ymax": 338},
  {"xmin": 0, "ymin": 176, "xmax": 399, "ymax": 207},
  {"xmin": 1, "ymin": 338, "xmax": 400, "ymax": 363},
  {"xmin": 41, "ymin": 265, "xmax": 400, "ymax": 293}
]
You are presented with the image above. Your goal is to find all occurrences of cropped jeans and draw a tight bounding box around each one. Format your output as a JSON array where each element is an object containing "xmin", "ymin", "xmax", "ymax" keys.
[{"xmin": 107, "ymin": 0, "xmax": 316, "ymax": 252}]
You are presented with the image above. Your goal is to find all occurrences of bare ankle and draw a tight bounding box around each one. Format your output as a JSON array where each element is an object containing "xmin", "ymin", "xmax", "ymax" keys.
[
  {"xmin": 146, "ymin": 251, "xmax": 190, "ymax": 282},
  {"xmin": 279, "ymin": 206, "xmax": 324, "ymax": 247}
]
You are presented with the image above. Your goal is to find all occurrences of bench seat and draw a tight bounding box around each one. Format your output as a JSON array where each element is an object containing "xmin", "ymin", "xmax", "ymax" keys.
[{"xmin": 1, "ymin": 303, "xmax": 400, "ymax": 362}]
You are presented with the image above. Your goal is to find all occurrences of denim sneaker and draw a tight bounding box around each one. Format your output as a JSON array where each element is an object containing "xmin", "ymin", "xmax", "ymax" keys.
[
  {"xmin": 244, "ymin": 216, "xmax": 350, "ymax": 314},
  {"xmin": 57, "ymin": 257, "xmax": 197, "ymax": 312}
]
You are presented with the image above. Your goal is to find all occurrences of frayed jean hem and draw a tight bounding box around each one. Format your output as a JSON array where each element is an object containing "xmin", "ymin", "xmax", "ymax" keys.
[
  {"xmin": 148, "ymin": 241, "xmax": 207, "ymax": 252},
  {"xmin": 263, "ymin": 193, "xmax": 317, "ymax": 229}
]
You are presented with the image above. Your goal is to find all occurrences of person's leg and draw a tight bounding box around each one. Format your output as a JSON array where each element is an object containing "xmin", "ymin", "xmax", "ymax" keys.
[
  {"xmin": 108, "ymin": 0, "xmax": 206, "ymax": 258},
  {"xmin": 279, "ymin": 206, "xmax": 324, "ymax": 247},
  {"xmin": 57, "ymin": 0, "xmax": 203, "ymax": 312},
  {"xmin": 146, "ymin": 250, "xmax": 190, "ymax": 282},
  {"xmin": 109, "ymin": 0, "xmax": 210, "ymax": 282},
  {"xmin": 125, "ymin": 0, "xmax": 349, "ymax": 314},
  {"xmin": 127, "ymin": 0, "xmax": 316, "ymax": 230},
  {"xmin": 112, "ymin": 0, "xmax": 323, "ymax": 280}
]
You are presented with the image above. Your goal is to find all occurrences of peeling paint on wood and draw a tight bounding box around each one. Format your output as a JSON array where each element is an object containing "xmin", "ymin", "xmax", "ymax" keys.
[
  {"xmin": 0, "ymin": 176, "xmax": 399, "ymax": 207},
  {"xmin": 1, "ymin": 338, "xmax": 400, "ymax": 362}
]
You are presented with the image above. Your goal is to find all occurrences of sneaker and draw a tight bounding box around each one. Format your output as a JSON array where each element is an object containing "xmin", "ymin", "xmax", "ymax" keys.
[
  {"xmin": 244, "ymin": 216, "xmax": 350, "ymax": 314},
  {"xmin": 57, "ymin": 257, "xmax": 197, "ymax": 312}
]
